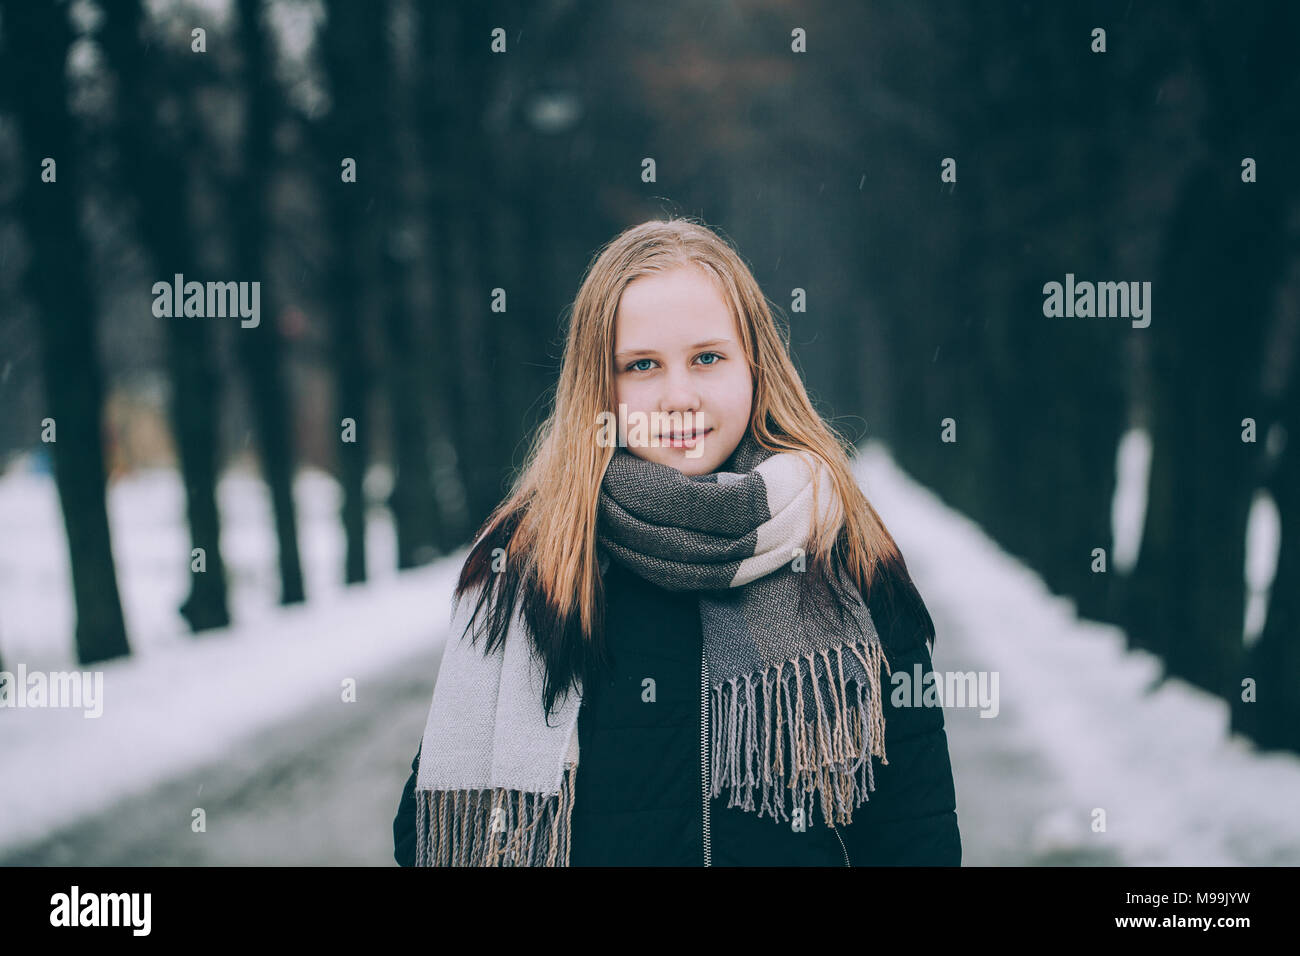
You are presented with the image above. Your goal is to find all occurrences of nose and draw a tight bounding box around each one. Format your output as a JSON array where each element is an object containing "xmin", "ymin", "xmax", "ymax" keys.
[{"xmin": 659, "ymin": 365, "xmax": 701, "ymax": 414}]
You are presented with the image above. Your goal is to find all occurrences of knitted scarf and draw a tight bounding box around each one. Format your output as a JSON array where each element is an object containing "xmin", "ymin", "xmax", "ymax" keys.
[{"xmin": 414, "ymin": 432, "xmax": 890, "ymax": 866}]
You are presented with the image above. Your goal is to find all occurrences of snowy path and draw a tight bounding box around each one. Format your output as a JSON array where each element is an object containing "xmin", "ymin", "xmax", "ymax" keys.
[
  {"xmin": 2, "ymin": 644, "xmax": 441, "ymax": 866},
  {"xmin": 853, "ymin": 444, "xmax": 1300, "ymax": 867}
]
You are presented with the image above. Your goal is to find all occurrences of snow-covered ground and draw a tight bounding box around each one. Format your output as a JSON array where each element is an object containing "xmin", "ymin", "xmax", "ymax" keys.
[
  {"xmin": 0, "ymin": 452, "xmax": 464, "ymax": 853},
  {"xmin": 852, "ymin": 439, "xmax": 1300, "ymax": 866},
  {"xmin": 1, "ymin": 437, "xmax": 1297, "ymax": 864}
]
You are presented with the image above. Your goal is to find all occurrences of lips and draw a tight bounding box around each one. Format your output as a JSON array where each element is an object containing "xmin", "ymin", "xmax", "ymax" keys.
[{"xmin": 659, "ymin": 427, "xmax": 712, "ymax": 446}]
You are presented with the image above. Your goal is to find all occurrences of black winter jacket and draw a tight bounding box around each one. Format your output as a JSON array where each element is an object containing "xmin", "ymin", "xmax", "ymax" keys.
[{"xmin": 394, "ymin": 558, "xmax": 961, "ymax": 867}]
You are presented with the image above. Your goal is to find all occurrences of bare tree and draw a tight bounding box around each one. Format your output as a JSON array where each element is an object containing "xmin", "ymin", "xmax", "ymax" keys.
[
  {"xmin": 232, "ymin": 0, "xmax": 306, "ymax": 604},
  {"xmin": 99, "ymin": 0, "xmax": 232, "ymax": 631},
  {"xmin": 0, "ymin": 0, "xmax": 129, "ymax": 663}
]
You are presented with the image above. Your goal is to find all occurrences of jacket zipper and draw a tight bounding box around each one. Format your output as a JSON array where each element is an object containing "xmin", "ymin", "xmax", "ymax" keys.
[
  {"xmin": 831, "ymin": 824, "xmax": 851, "ymax": 866},
  {"xmin": 702, "ymin": 645, "xmax": 848, "ymax": 867},
  {"xmin": 700, "ymin": 645, "xmax": 711, "ymax": 867}
]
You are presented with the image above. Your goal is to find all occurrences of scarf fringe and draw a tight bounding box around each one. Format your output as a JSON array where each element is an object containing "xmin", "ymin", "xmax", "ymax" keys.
[
  {"xmin": 711, "ymin": 637, "xmax": 892, "ymax": 828},
  {"xmin": 414, "ymin": 762, "xmax": 579, "ymax": 866}
]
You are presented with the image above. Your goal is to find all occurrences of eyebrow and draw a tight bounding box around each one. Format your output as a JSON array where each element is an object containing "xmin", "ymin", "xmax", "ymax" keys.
[{"xmin": 614, "ymin": 338, "xmax": 733, "ymax": 362}]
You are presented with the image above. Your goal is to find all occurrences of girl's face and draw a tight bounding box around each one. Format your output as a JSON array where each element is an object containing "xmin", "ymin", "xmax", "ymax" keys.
[{"xmin": 612, "ymin": 264, "xmax": 753, "ymax": 476}]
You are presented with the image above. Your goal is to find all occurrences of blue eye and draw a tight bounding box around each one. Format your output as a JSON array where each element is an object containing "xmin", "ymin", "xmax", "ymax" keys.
[{"xmin": 623, "ymin": 352, "xmax": 722, "ymax": 372}]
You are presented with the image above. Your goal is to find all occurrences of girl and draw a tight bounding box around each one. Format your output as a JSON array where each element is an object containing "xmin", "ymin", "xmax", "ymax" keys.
[{"xmin": 393, "ymin": 218, "xmax": 961, "ymax": 866}]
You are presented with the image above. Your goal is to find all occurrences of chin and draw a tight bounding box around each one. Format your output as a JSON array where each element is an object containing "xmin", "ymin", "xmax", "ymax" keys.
[{"xmin": 666, "ymin": 451, "xmax": 723, "ymax": 475}]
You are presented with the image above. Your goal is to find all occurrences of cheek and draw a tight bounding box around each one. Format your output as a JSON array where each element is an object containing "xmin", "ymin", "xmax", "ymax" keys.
[
  {"xmin": 614, "ymin": 378, "xmax": 648, "ymax": 413},
  {"xmin": 717, "ymin": 366, "xmax": 753, "ymax": 415}
]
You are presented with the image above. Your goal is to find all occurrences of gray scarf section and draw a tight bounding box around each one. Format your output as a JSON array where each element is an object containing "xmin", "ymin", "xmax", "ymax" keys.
[{"xmin": 414, "ymin": 433, "xmax": 890, "ymax": 866}]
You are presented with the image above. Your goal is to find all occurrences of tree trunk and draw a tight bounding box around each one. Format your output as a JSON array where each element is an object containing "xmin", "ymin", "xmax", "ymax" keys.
[
  {"xmin": 233, "ymin": 0, "xmax": 305, "ymax": 604},
  {"xmin": 2, "ymin": 0, "xmax": 130, "ymax": 664},
  {"xmin": 99, "ymin": 0, "xmax": 231, "ymax": 632},
  {"xmin": 317, "ymin": 0, "xmax": 382, "ymax": 584},
  {"xmin": 377, "ymin": 0, "xmax": 440, "ymax": 569},
  {"xmin": 419, "ymin": 0, "xmax": 513, "ymax": 536},
  {"xmin": 1238, "ymin": 373, "xmax": 1300, "ymax": 750}
]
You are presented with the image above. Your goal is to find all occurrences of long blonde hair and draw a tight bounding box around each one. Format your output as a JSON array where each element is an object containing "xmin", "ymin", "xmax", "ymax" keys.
[{"xmin": 455, "ymin": 217, "xmax": 933, "ymax": 717}]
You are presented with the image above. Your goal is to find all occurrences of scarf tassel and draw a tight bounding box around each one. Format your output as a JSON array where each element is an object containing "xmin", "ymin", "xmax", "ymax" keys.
[
  {"xmin": 711, "ymin": 638, "xmax": 891, "ymax": 828},
  {"xmin": 414, "ymin": 762, "xmax": 579, "ymax": 866}
]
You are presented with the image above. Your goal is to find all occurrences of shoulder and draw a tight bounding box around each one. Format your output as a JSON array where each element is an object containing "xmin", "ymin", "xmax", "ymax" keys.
[{"xmin": 864, "ymin": 562, "xmax": 934, "ymax": 657}]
